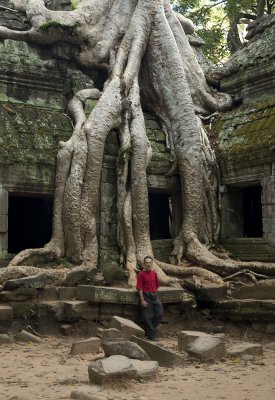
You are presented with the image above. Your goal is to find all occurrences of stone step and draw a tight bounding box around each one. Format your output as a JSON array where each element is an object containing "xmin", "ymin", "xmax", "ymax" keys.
[
  {"xmin": 0, "ymin": 304, "xmax": 13, "ymax": 321},
  {"xmin": 211, "ymin": 299, "xmax": 275, "ymax": 321},
  {"xmin": 235, "ymin": 285, "xmax": 275, "ymax": 300}
]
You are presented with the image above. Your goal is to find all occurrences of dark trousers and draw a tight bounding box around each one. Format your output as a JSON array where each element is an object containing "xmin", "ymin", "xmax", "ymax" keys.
[{"xmin": 141, "ymin": 292, "xmax": 163, "ymax": 339}]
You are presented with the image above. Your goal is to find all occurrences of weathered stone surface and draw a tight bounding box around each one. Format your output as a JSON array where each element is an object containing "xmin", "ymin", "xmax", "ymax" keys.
[
  {"xmin": 109, "ymin": 316, "xmax": 144, "ymax": 339},
  {"xmin": 77, "ymin": 285, "xmax": 185, "ymax": 304},
  {"xmin": 96, "ymin": 327, "xmax": 122, "ymax": 340},
  {"xmin": 71, "ymin": 337, "xmax": 101, "ymax": 355},
  {"xmin": 195, "ymin": 283, "xmax": 227, "ymax": 302},
  {"xmin": 88, "ymin": 355, "xmax": 136, "ymax": 385},
  {"xmin": 131, "ymin": 359, "xmax": 159, "ymax": 381},
  {"xmin": 131, "ymin": 336, "xmax": 185, "ymax": 367},
  {"xmin": 266, "ymin": 322, "xmax": 275, "ymax": 334},
  {"xmin": 227, "ymin": 343, "xmax": 263, "ymax": 357},
  {"xmin": 64, "ymin": 301, "xmax": 99, "ymax": 321},
  {"xmin": 4, "ymin": 273, "xmax": 48, "ymax": 290},
  {"xmin": 41, "ymin": 301, "xmax": 65, "ymax": 321},
  {"xmin": 211, "ymin": 299, "xmax": 275, "ymax": 321},
  {"xmin": 60, "ymin": 324, "xmax": 74, "ymax": 336},
  {"xmin": 0, "ymin": 333, "xmax": 14, "ymax": 344},
  {"xmin": 10, "ymin": 302, "xmax": 34, "ymax": 319},
  {"xmin": 37, "ymin": 287, "xmax": 58, "ymax": 300},
  {"xmin": 187, "ymin": 336, "xmax": 225, "ymax": 361},
  {"xmin": 178, "ymin": 331, "xmax": 212, "ymax": 351},
  {"xmin": 58, "ymin": 287, "xmax": 77, "ymax": 300},
  {"xmin": 0, "ymin": 289, "xmax": 36, "ymax": 302},
  {"xmin": 16, "ymin": 330, "xmax": 43, "ymax": 343},
  {"xmin": 264, "ymin": 341, "xmax": 275, "ymax": 351},
  {"xmin": 236, "ymin": 285, "xmax": 275, "ymax": 300},
  {"xmin": 102, "ymin": 340, "xmax": 149, "ymax": 360},
  {"xmin": 0, "ymin": 304, "xmax": 13, "ymax": 320}
]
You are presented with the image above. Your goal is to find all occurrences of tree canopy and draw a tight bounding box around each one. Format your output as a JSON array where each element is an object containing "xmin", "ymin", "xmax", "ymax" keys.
[{"xmin": 172, "ymin": 0, "xmax": 275, "ymax": 64}]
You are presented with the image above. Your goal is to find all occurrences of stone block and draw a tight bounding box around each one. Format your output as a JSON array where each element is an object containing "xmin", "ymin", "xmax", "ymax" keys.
[
  {"xmin": 227, "ymin": 342, "xmax": 263, "ymax": 357},
  {"xmin": 266, "ymin": 322, "xmax": 275, "ymax": 334},
  {"xmin": 131, "ymin": 336, "xmax": 185, "ymax": 367},
  {"xmin": 4, "ymin": 274, "xmax": 48, "ymax": 290},
  {"xmin": 16, "ymin": 330, "xmax": 43, "ymax": 344},
  {"xmin": 71, "ymin": 337, "xmax": 101, "ymax": 355},
  {"xmin": 102, "ymin": 340, "xmax": 149, "ymax": 360},
  {"xmin": 187, "ymin": 336, "xmax": 225, "ymax": 361},
  {"xmin": 64, "ymin": 300, "xmax": 99, "ymax": 321},
  {"xmin": 0, "ymin": 333, "xmax": 14, "ymax": 344},
  {"xmin": 131, "ymin": 359, "xmax": 159, "ymax": 381},
  {"xmin": 96, "ymin": 327, "xmax": 122, "ymax": 340},
  {"xmin": 37, "ymin": 287, "xmax": 58, "ymax": 300},
  {"xmin": 109, "ymin": 316, "xmax": 145, "ymax": 339},
  {"xmin": 178, "ymin": 331, "xmax": 212, "ymax": 351},
  {"xmin": 0, "ymin": 289, "xmax": 36, "ymax": 302},
  {"xmin": 0, "ymin": 305, "xmax": 13, "ymax": 321},
  {"xmin": 41, "ymin": 301, "xmax": 66, "ymax": 321},
  {"xmin": 236, "ymin": 285, "xmax": 275, "ymax": 300},
  {"xmin": 195, "ymin": 283, "xmax": 227, "ymax": 302},
  {"xmin": 99, "ymin": 303, "xmax": 124, "ymax": 320},
  {"xmin": 88, "ymin": 355, "xmax": 137, "ymax": 385},
  {"xmin": 0, "ymin": 215, "xmax": 7, "ymax": 232},
  {"xmin": 60, "ymin": 324, "xmax": 74, "ymax": 336},
  {"xmin": 11, "ymin": 302, "xmax": 35, "ymax": 319},
  {"xmin": 58, "ymin": 287, "xmax": 77, "ymax": 300}
]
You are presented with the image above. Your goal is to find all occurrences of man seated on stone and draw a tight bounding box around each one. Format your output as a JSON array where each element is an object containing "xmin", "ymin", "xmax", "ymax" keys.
[{"xmin": 136, "ymin": 256, "xmax": 163, "ymax": 341}]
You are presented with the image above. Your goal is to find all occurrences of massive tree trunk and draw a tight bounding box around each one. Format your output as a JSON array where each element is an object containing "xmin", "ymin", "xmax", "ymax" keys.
[{"xmin": 1, "ymin": 0, "xmax": 275, "ymax": 287}]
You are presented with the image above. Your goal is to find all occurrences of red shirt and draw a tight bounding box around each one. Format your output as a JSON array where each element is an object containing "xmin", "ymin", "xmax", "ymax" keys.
[{"xmin": 136, "ymin": 270, "xmax": 160, "ymax": 293}]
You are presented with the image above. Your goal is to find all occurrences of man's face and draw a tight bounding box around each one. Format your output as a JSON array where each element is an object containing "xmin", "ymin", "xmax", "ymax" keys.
[{"xmin": 144, "ymin": 258, "xmax": 153, "ymax": 271}]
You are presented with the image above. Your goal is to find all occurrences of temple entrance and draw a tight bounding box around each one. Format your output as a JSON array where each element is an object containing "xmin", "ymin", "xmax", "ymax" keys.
[
  {"xmin": 8, "ymin": 194, "xmax": 53, "ymax": 254},
  {"xmin": 221, "ymin": 184, "xmax": 263, "ymax": 239},
  {"xmin": 243, "ymin": 186, "xmax": 263, "ymax": 237},
  {"xmin": 149, "ymin": 193, "xmax": 171, "ymax": 240}
]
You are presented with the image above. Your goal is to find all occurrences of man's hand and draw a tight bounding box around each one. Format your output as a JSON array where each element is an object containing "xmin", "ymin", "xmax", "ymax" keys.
[{"xmin": 141, "ymin": 300, "xmax": 148, "ymax": 307}]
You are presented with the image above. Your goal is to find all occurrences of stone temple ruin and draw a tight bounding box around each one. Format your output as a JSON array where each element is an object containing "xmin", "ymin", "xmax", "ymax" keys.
[
  {"xmin": 0, "ymin": 5, "xmax": 275, "ymax": 399},
  {"xmin": 0, "ymin": 3, "xmax": 275, "ymax": 325}
]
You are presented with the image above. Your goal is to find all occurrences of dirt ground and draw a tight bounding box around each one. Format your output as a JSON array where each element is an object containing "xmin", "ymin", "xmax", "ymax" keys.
[{"xmin": 1, "ymin": 325, "xmax": 275, "ymax": 400}]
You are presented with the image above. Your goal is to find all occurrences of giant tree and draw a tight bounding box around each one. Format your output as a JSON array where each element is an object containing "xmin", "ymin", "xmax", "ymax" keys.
[{"xmin": 0, "ymin": 0, "xmax": 275, "ymax": 288}]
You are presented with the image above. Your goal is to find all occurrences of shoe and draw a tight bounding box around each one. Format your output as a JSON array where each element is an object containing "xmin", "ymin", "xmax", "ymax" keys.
[{"xmin": 146, "ymin": 336, "xmax": 159, "ymax": 342}]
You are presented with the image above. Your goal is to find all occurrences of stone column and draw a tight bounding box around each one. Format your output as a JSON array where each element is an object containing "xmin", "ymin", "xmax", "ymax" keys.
[{"xmin": 0, "ymin": 184, "xmax": 8, "ymax": 252}]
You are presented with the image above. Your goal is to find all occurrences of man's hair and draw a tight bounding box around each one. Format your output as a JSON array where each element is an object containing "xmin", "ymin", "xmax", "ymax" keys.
[{"xmin": 144, "ymin": 255, "xmax": 153, "ymax": 262}]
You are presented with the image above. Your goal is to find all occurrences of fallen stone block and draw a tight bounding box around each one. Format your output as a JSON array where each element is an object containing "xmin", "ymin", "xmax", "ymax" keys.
[
  {"xmin": 131, "ymin": 336, "xmax": 185, "ymax": 367},
  {"xmin": 109, "ymin": 316, "xmax": 144, "ymax": 339},
  {"xmin": 131, "ymin": 359, "xmax": 159, "ymax": 380},
  {"xmin": 187, "ymin": 336, "xmax": 225, "ymax": 361},
  {"xmin": 16, "ymin": 330, "xmax": 43, "ymax": 343},
  {"xmin": 102, "ymin": 340, "xmax": 149, "ymax": 360},
  {"xmin": 71, "ymin": 337, "xmax": 101, "ymax": 355},
  {"xmin": 88, "ymin": 355, "xmax": 137, "ymax": 385},
  {"xmin": 0, "ymin": 305, "xmax": 13, "ymax": 321},
  {"xmin": 96, "ymin": 327, "xmax": 122, "ymax": 340},
  {"xmin": 178, "ymin": 331, "xmax": 212, "ymax": 351},
  {"xmin": 227, "ymin": 342, "xmax": 263, "ymax": 357},
  {"xmin": 0, "ymin": 333, "xmax": 14, "ymax": 344}
]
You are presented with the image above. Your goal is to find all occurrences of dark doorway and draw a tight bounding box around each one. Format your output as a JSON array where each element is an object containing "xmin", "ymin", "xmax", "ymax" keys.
[
  {"xmin": 243, "ymin": 186, "xmax": 263, "ymax": 237},
  {"xmin": 8, "ymin": 194, "xmax": 53, "ymax": 254},
  {"xmin": 149, "ymin": 193, "xmax": 171, "ymax": 240}
]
